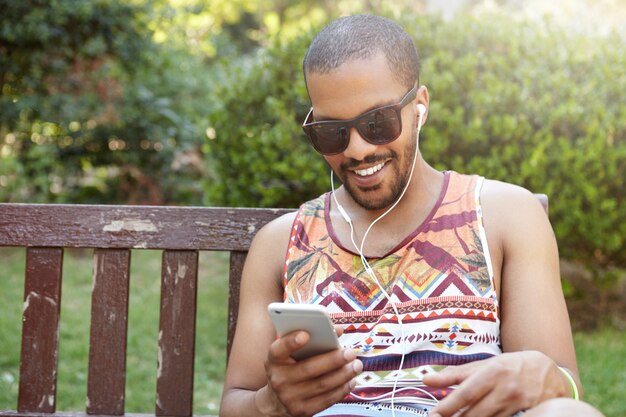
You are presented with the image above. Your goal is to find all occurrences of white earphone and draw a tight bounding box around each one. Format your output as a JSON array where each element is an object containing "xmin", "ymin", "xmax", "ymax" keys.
[
  {"xmin": 330, "ymin": 98, "xmax": 437, "ymax": 415},
  {"xmin": 417, "ymin": 103, "xmax": 426, "ymax": 118}
]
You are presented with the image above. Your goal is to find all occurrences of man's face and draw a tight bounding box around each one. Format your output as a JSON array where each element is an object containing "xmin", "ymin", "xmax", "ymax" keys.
[{"xmin": 305, "ymin": 53, "xmax": 419, "ymax": 211}]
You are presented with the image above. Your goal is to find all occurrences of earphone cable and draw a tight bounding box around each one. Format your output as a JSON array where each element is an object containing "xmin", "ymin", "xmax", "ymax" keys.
[{"xmin": 330, "ymin": 106, "xmax": 426, "ymax": 416}]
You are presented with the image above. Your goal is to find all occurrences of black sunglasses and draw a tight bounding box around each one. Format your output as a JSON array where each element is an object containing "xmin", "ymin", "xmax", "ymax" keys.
[{"xmin": 302, "ymin": 85, "xmax": 418, "ymax": 155}]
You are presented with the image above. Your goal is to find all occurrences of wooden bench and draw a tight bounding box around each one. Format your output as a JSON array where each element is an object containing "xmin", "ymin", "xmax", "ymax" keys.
[
  {"xmin": 0, "ymin": 196, "xmax": 547, "ymax": 417},
  {"xmin": 0, "ymin": 203, "xmax": 290, "ymax": 417}
]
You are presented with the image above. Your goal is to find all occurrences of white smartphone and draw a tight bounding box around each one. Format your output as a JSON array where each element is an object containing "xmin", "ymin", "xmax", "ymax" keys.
[{"xmin": 267, "ymin": 302, "xmax": 341, "ymax": 361}]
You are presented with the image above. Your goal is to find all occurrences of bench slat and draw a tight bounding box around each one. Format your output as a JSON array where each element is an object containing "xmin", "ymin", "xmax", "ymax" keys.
[
  {"xmin": 86, "ymin": 249, "xmax": 131, "ymax": 416},
  {"xmin": 18, "ymin": 248, "xmax": 64, "ymax": 413},
  {"xmin": 0, "ymin": 204, "xmax": 291, "ymax": 251},
  {"xmin": 226, "ymin": 251, "xmax": 247, "ymax": 360},
  {"xmin": 155, "ymin": 250, "xmax": 199, "ymax": 417}
]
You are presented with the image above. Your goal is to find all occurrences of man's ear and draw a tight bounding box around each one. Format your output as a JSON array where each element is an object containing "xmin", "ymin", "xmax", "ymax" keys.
[{"xmin": 415, "ymin": 85, "xmax": 429, "ymax": 127}]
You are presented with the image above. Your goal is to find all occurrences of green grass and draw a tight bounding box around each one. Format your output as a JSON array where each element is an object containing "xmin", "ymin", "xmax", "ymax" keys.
[
  {"xmin": 0, "ymin": 248, "xmax": 228, "ymax": 415},
  {"xmin": 574, "ymin": 328, "xmax": 626, "ymax": 417},
  {"xmin": 1, "ymin": 247, "xmax": 624, "ymax": 416}
]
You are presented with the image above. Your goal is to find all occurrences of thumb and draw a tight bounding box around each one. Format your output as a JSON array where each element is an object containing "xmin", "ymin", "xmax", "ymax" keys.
[{"xmin": 268, "ymin": 330, "xmax": 310, "ymax": 363}]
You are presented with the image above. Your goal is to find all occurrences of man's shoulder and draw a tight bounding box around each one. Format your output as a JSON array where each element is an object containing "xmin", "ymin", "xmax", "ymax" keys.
[
  {"xmin": 479, "ymin": 178, "xmax": 552, "ymax": 242},
  {"xmin": 446, "ymin": 171, "xmax": 541, "ymax": 209},
  {"xmin": 480, "ymin": 178, "xmax": 543, "ymax": 211}
]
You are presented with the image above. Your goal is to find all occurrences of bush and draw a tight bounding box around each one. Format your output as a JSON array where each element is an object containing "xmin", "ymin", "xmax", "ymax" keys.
[
  {"xmin": 408, "ymin": 14, "xmax": 626, "ymax": 269},
  {"xmin": 205, "ymin": 32, "xmax": 328, "ymax": 208},
  {"xmin": 205, "ymin": 13, "xmax": 626, "ymax": 269},
  {"xmin": 0, "ymin": 0, "xmax": 205, "ymax": 205}
]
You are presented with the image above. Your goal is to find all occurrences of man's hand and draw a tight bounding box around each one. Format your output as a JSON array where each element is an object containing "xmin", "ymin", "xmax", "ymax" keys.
[
  {"xmin": 256, "ymin": 329, "xmax": 363, "ymax": 417},
  {"xmin": 424, "ymin": 351, "xmax": 570, "ymax": 417}
]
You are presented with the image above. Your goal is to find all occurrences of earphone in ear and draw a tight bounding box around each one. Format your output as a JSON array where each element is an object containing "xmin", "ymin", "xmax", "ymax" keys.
[{"xmin": 416, "ymin": 103, "xmax": 426, "ymax": 130}]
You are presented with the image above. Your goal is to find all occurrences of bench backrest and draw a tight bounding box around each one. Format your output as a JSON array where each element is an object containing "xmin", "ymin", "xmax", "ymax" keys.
[
  {"xmin": 0, "ymin": 195, "xmax": 547, "ymax": 417},
  {"xmin": 0, "ymin": 203, "xmax": 290, "ymax": 417}
]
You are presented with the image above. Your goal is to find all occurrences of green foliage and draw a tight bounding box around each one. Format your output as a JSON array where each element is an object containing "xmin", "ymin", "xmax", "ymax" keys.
[
  {"xmin": 205, "ymin": 13, "xmax": 626, "ymax": 268},
  {"xmin": 409, "ymin": 14, "xmax": 626, "ymax": 268},
  {"xmin": 0, "ymin": 0, "xmax": 205, "ymax": 204},
  {"xmin": 205, "ymin": 32, "xmax": 328, "ymax": 208},
  {"xmin": 1, "ymin": 1, "xmax": 624, "ymax": 269}
]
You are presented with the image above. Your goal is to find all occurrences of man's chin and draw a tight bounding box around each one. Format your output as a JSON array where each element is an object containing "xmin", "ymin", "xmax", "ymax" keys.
[{"xmin": 345, "ymin": 184, "xmax": 399, "ymax": 211}]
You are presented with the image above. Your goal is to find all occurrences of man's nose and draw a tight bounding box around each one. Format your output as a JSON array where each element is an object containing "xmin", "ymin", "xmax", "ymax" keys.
[{"xmin": 342, "ymin": 127, "xmax": 377, "ymax": 161}]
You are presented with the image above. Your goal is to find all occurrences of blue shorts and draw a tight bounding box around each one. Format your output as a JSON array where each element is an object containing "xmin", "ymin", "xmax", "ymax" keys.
[
  {"xmin": 314, "ymin": 402, "xmax": 432, "ymax": 417},
  {"xmin": 314, "ymin": 402, "xmax": 526, "ymax": 417}
]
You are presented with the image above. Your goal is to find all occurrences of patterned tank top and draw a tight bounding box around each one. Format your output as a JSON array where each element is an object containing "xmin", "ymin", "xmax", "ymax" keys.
[{"xmin": 283, "ymin": 171, "xmax": 502, "ymax": 414}]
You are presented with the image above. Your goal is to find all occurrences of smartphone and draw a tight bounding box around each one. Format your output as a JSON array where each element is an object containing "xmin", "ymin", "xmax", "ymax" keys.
[{"xmin": 267, "ymin": 302, "xmax": 341, "ymax": 361}]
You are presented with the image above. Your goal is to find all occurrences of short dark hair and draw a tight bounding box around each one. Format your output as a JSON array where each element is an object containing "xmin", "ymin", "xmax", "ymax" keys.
[{"xmin": 303, "ymin": 14, "xmax": 420, "ymax": 89}]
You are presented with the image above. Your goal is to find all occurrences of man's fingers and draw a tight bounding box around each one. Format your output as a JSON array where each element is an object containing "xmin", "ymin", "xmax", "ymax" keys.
[
  {"xmin": 423, "ymin": 362, "xmax": 478, "ymax": 387},
  {"xmin": 432, "ymin": 379, "xmax": 525, "ymax": 417},
  {"xmin": 265, "ymin": 340, "xmax": 362, "ymax": 416},
  {"xmin": 294, "ymin": 359, "xmax": 361, "ymax": 399},
  {"xmin": 428, "ymin": 359, "xmax": 526, "ymax": 417},
  {"xmin": 296, "ymin": 347, "xmax": 361, "ymax": 381},
  {"xmin": 268, "ymin": 330, "xmax": 310, "ymax": 363},
  {"xmin": 268, "ymin": 331, "xmax": 361, "ymax": 384},
  {"xmin": 429, "ymin": 372, "xmax": 493, "ymax": 417},
  {"xmin": 294, "ymin": 378, "xmax": 357, "ymax": 416}
]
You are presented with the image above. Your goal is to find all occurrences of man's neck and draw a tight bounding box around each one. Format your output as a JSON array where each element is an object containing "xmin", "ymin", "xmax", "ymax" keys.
[
  {"xmin": 332, "ymin": 162, "xmax": 445, "ymax": 257},
  {"xmin": 337, "ymin": 162, "xmax": 444, "ymax": 225}
]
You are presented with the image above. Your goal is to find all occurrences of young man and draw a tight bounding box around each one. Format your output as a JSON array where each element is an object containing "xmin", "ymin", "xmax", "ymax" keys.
[{"xmin": 220, "ymin": 14, "xmax": 604, "ymax": 417}]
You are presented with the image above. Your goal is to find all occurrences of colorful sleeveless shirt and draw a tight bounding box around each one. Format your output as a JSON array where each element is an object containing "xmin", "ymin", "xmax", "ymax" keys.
[{"xmin": 283, "ymin": 171, "xmax": 502, "ymax": 416}]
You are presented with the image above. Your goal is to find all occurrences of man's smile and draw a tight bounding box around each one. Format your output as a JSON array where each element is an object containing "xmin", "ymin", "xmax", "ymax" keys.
[{"xmin": 353, "ymin": 161, "xmax": 386, "ymax": 177}]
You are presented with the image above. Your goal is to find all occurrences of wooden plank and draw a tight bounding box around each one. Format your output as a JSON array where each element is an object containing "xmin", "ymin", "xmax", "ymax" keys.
[
  {"xmin": 0, "ymin": 412, "xmax": 217, "ymax": 417},
  {"xmin": 0, "ymin": 196, "xmax": 547, "ymax": 251},
  {"xmin": 227, "ymin": 251, "xmax": 247, "ymax": 360},
  {"xmin": 0, "ymin": 204, "xmax": 291, "ymax": 251},
  {"xmin": 18, "ymin": 248, "xmax": 63, "ymax": 413},
  {"xmin": 86, "ymin": 249, "xmax": 131, "ymax": 416},
  {"xmin": 155, "ymin": 251, "xmax": 199, "ymax": 417}
]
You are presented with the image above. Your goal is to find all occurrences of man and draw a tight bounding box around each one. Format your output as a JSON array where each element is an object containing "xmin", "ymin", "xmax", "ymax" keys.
[{"xmin": 220, "ymin": 14, "xmax": 604, "ymax": 417}]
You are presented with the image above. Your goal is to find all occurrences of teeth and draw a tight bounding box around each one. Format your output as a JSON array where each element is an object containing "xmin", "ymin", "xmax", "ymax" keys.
[{"xmin": 354, "ymin": 162, "xmax": 385, "ymax": 177}]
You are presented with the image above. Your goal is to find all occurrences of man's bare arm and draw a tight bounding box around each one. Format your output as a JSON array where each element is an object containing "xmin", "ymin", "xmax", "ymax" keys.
[
  {"xmin": 220, "ymin": 213, "xmax": 362, "ymax": 417},
  {"xmin": 220, "ymin": 213, "xmax": 294, "ymax": 416},
  {"xmin": 425, "ymin": 181, "xmax": 580, "ymax": 416},
  {"xmin": 488, "ymin": 181, "xmax": 579, "ymax": 386}
]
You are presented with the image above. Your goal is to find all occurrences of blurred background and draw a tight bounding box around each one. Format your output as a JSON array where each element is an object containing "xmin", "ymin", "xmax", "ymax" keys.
[{"xmin": 1, "ymin": 0, "xmax": 625, "ymax": 415}]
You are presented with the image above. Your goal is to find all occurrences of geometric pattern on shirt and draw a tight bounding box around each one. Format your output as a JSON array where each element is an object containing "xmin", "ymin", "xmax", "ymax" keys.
[{"xmin": 282, "ymin": 171, "xmax": 503, "ymax": 410}]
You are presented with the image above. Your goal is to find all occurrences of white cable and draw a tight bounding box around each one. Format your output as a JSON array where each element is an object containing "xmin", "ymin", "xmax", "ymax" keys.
[
  {"xmin": 331, "ymin": 106, "xmax": 427, "ymax": 415},
  {"xmin": 350, "ymin": 386, "xmax": 439, "ymax": 403}
]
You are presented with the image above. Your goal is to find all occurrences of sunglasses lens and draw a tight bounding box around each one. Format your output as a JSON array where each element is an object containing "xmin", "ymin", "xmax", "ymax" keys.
[
  {"xmin": 303, "ymin": 98, "xmax": 406, "ymax": 155},
  {"xmin": 307, "ymin": 124, "xmax": 349, "ymax": 155},
  {"xmin": 356, "ymin": 108, "xmax": 401, "ymax": 144}
]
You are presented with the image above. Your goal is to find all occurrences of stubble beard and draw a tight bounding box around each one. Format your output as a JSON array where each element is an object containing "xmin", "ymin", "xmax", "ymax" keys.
[{"xmin": 340, "ymin": 131, "xmax": 417, "ymax": 211}]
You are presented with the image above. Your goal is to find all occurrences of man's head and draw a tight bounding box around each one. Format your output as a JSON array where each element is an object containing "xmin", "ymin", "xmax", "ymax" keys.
[
  {"xmin": 302, "ymin": 15, "xmax": 428, "ymax": 211},
  {"xmin": 303, "ymin": 14, "xmax": 420, "ymax": 92}
]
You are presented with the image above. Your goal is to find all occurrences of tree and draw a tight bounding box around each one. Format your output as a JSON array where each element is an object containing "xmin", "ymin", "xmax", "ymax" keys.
[{"xmin": 0, "ymin": 0, "xmax": 204, "ymax": 204}]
